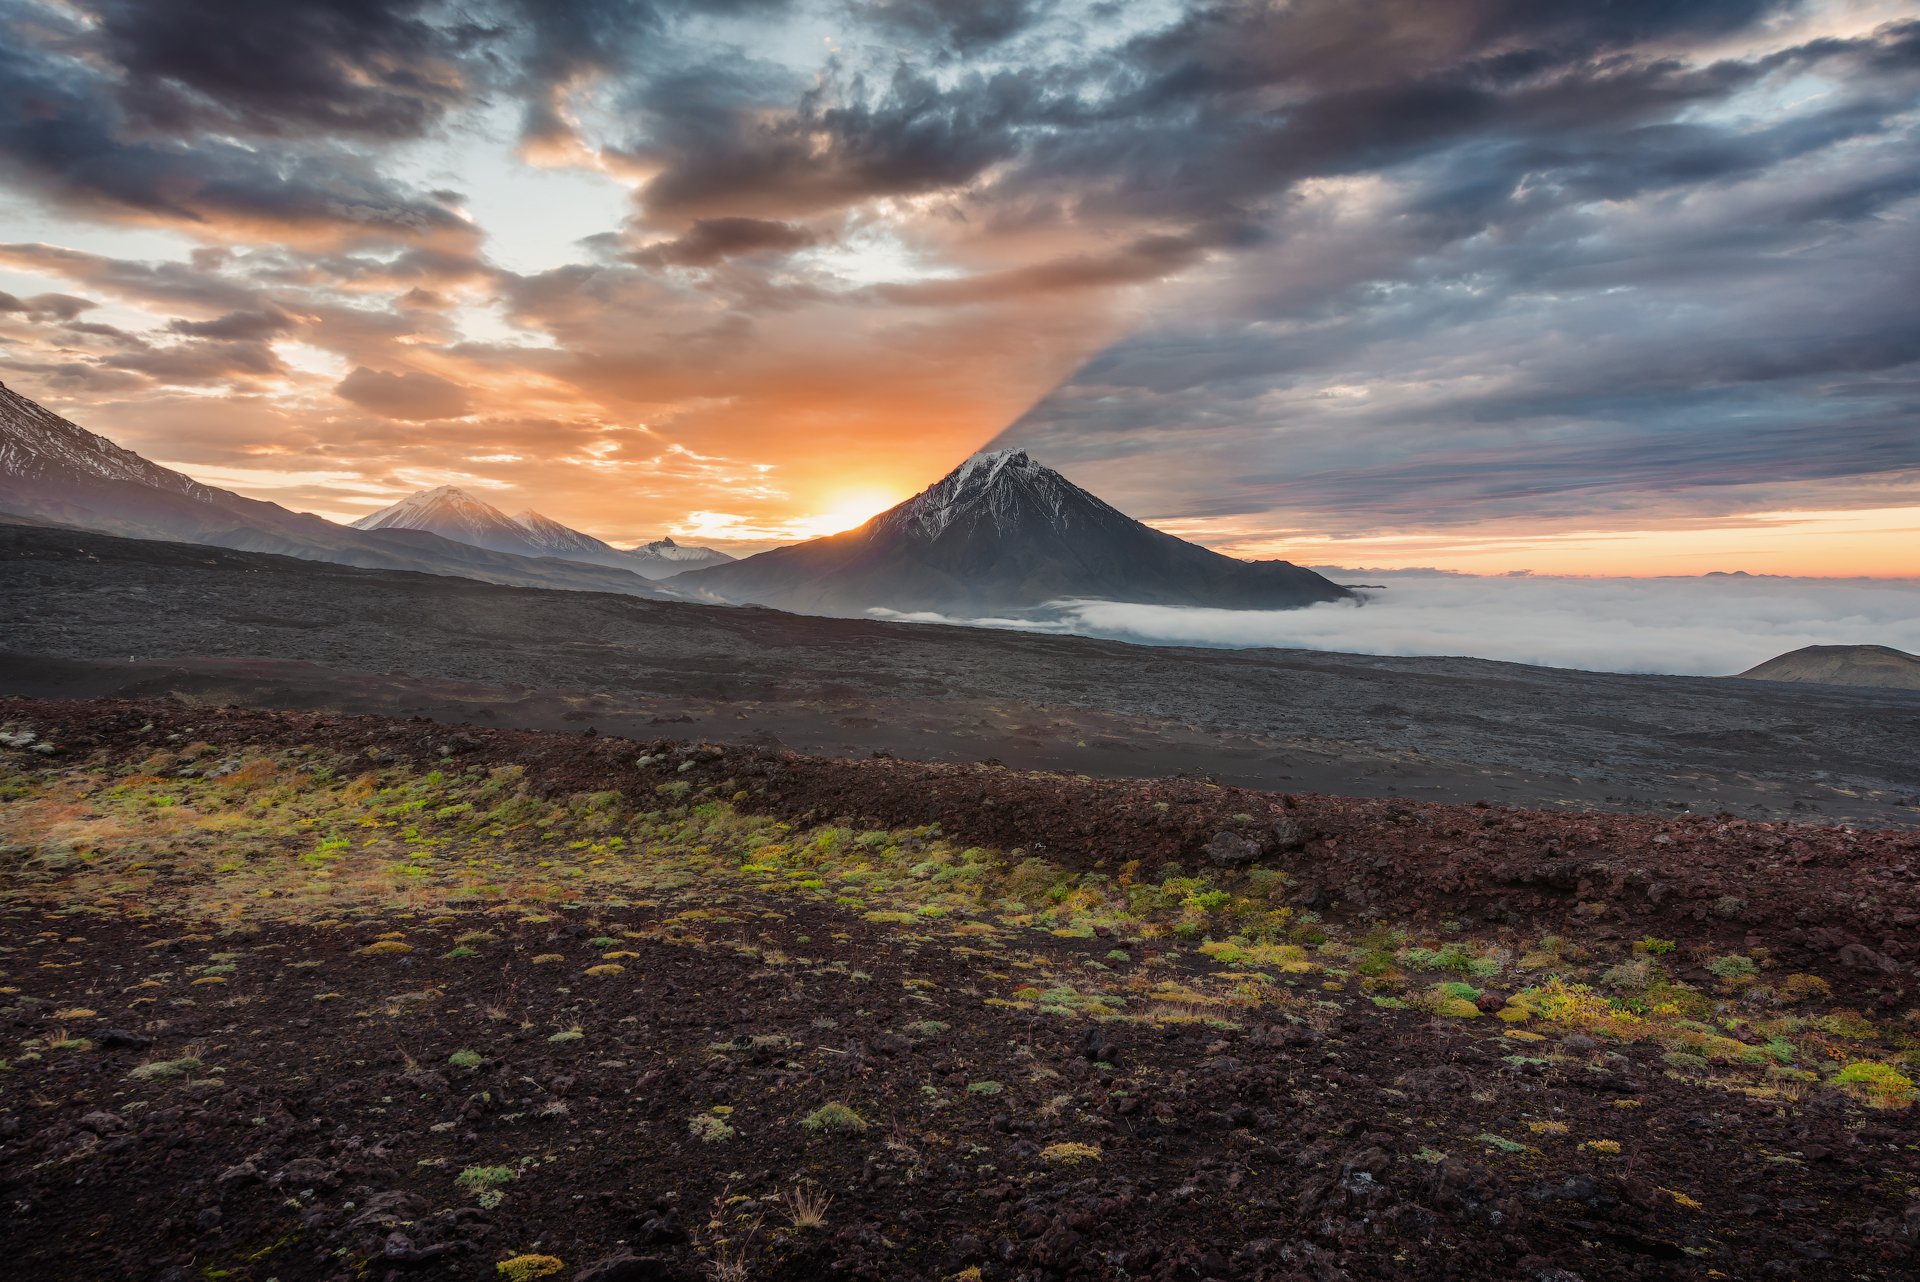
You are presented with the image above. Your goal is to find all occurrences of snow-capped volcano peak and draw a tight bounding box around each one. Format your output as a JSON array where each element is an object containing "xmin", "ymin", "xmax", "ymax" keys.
[
  {"xmin": 878, "ymin": 446, "xmax": 1094, "ymax": 543},
  {"xmin": 349, "ymin": 485, "xmax": 525, "ymax": 544}
]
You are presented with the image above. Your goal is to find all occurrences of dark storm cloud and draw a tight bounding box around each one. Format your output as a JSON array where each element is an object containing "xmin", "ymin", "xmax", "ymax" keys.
[
  {"xmin": 83, "ymin": 0, "xmax": 485, "ymax": 139},
  {"xmin": 0, "ymin": 19, "xmax": 472, "ymax": 243},
  {"xmin": 854, "ymin": 0, "xmax": 1044, "ymax": 53},
  {"xmin": 626, "ymin": 60, "xmax": 1065, "ymax": 225},
  {"xmin": 980, "ymin": 8, "xmax": 1920, "ymax": 536}
]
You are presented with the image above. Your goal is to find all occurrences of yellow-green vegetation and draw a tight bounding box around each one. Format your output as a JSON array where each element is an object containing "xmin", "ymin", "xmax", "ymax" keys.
[
  {"xmin": 1038, "ymin": 1141, "xmax": 1101, "ymax": 1164},
  {"xmin": 1832, "ymin": 1061, "xmax": 1916, "ymax": 1108},
  {"xmin": 495, "ymin": 1255, "xmax": 565, "ymax": 1281},
  {"xmin": 1, "ymin": 746, "xmax": 1912, "ymax": 1113},
  {"xmin": 801, "ymin": 1102, "xmax": 868, "ymax": 1133},
  {"xmin": 689, "ymin": 1113, "xmax": 735, "ymax": 1142},
  {"xmin": 456, "ymin": 1165, "xmax": 517, "ymax": 1209}
]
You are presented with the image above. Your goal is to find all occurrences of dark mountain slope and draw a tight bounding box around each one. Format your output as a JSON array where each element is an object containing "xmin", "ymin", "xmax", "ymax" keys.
[{"xmin": 1740, "ymin": 643, "xmax": 1920, "ymax": 691}]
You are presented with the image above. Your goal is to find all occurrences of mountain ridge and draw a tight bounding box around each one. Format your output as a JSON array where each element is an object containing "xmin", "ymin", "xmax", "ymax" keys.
[
  {"xmin": 353, "ymin": 483, "xmax": 732, "ymax": 577},
  {"xmin": 0, "ymin": 381, "xmax": 671, "ymax": 600}
]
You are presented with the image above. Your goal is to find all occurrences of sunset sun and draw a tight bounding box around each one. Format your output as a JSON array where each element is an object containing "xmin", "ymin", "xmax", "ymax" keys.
[{"xmin": 792, "ymin": 488, "xmax": 903, "ymax": 539}]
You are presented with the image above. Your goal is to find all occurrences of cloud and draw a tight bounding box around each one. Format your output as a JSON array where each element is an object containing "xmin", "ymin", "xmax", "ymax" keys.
[
  {"xmin": 871, "ymin": 571, "xmax": 1920, "ymax": 677},
  {"xmin": 0, "ymin": 4, "xmax": 478, "ymax": 245},
  {"xmin": 166, "ymin": 308, "xmax": 295, "ymax": 341},
  {"xmin": 86, "ymin": 0, "xmax": 481, "ymax": 139},
  {"xmin": 335, "ymin": 365, "xmax": 472, "ymax": 420},
  {"xmin": 991, "ymin": 18, "xmax": 1920, "ymax": 544},
  {"xmin": 629, "ymin": 216, "xmax": 820, "ymax": 266},
  {"xmin": 854, "ymin": 0, "xmax": 1044, "ymax": 53},
  {"xmin": 0, "ymin": 290, "xmax": 96, "ymax": 320}
]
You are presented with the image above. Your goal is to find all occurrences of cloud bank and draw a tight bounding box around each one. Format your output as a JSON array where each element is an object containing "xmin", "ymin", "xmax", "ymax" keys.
[{"xmin": 871, "ymin": 572, "xmax": 1920, "ymax": 677}]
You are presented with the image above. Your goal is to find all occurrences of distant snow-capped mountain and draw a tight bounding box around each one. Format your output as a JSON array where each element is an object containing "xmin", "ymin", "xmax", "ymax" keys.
[
  {"xmin": 670, "ymin": 448, "xmax": 1352, "ymax": 616},
  {"xmin": 628, "ymin": 536, "xmax": 733, "ymax": 573},
  {"xmin": 352, "ymin": 485, "xmax": 543, "ymax": 555},
  {"xmin": 0, "ymin": 380, "xmax": 669, "ymax": 599},
  {"xmin": 351, "ymin": 485, "xmax": 732, "ymax": 578},
  {"xmin": 513, "ymin": 508, "xmax": 622, "ymax": 559}
]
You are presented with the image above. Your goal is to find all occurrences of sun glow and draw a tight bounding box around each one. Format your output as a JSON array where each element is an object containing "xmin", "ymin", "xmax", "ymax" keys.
[{"xmin": 787, "ymin": 488, "xmax": 902, "ymax": 539}]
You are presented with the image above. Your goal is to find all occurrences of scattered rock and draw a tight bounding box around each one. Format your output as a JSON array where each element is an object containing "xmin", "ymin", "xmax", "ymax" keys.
[{"xmin": 1204, "ymin": 829, "xmax": 1263, "ymax": 866}]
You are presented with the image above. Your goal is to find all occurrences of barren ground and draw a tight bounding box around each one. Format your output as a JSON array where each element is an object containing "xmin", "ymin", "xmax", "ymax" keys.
[{"xmin": 6, "ymin": 524, "xmax": 1918, "ymax": 828}]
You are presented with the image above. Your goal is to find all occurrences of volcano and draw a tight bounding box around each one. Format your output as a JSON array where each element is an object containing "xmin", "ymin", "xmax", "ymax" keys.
[{"xmin": 671, "ymin": 448, "xmax": 1352, "ymax": 616}]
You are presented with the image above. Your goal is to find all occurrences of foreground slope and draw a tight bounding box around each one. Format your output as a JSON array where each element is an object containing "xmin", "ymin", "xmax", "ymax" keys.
[
  {"xmin": 674, "ymin": 449, "xmax": 1351, "ymax": 616},
  {"xmin": 1741, "ymin": 643, "xmax": 1920, "ymax": 691},
  {"xmin": 0, "ymin": 381, "xmax": 669, "ymax": 599},
  {"xmin": 0, "ymin": 698, "xmax": 1914, "ymax": 1282}
]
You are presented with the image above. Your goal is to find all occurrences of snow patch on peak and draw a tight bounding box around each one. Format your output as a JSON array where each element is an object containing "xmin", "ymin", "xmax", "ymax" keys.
[
  {"xmin": 350, "ymin": 484, "xmax": 520, "ymax": 535},
  {"xmin": 889, "ymin": 446, "xmax": 1070, "ymax": 541}
]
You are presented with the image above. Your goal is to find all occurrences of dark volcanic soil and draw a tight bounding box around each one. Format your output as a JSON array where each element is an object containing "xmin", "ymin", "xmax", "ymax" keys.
[
  {"xmin": 7, "ymin": 524, "xmax": 1919, "ymax": 827},
  {"xmin": 0, "ymin": 699, "xmax": 1917, "ymax": 1282},
  {"xmin": 10, "ymin": 695, "xmax": 1920, "ymax": 1003}
]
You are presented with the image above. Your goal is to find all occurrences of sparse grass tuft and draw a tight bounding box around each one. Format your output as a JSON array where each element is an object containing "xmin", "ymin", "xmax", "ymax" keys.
[{"xmin": 779, "ymin": 1186, "xmax": 833, "ymax": 1229}]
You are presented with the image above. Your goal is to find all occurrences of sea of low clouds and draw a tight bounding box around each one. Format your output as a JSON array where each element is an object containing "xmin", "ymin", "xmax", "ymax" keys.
[{"xmin": 869, "ymin": 571, "xmax": 1920, "ymax": 677}]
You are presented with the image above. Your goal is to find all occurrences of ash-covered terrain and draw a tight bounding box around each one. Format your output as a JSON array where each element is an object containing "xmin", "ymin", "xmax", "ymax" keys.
[{"xmin": 5, "ymin": 523, "xmax": 1916, "ymax": 828}]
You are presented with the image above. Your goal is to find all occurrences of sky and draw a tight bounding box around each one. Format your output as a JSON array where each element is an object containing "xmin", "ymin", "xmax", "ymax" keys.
[{"xmin": 0, "ymin": 0, "xmax": 1916, "ymax": 572}]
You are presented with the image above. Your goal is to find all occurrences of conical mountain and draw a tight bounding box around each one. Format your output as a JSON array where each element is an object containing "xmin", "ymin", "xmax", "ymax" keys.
[
  {"xmin": 352, "ymin": 486, "xmax": 543, "ymax": 556},
  {"xmin": 623, "ymin": 535, "xmax": 734, "ymax": 575},
  {"xmin": 670, "ymin": 448, "xmax": 1352, "ymax": 616}
]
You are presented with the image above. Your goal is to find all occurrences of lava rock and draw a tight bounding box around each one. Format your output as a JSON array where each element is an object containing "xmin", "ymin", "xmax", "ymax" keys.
[{"xmin": 1204, "ymin": 830, "xmax": 1263, "ymax": 867}]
